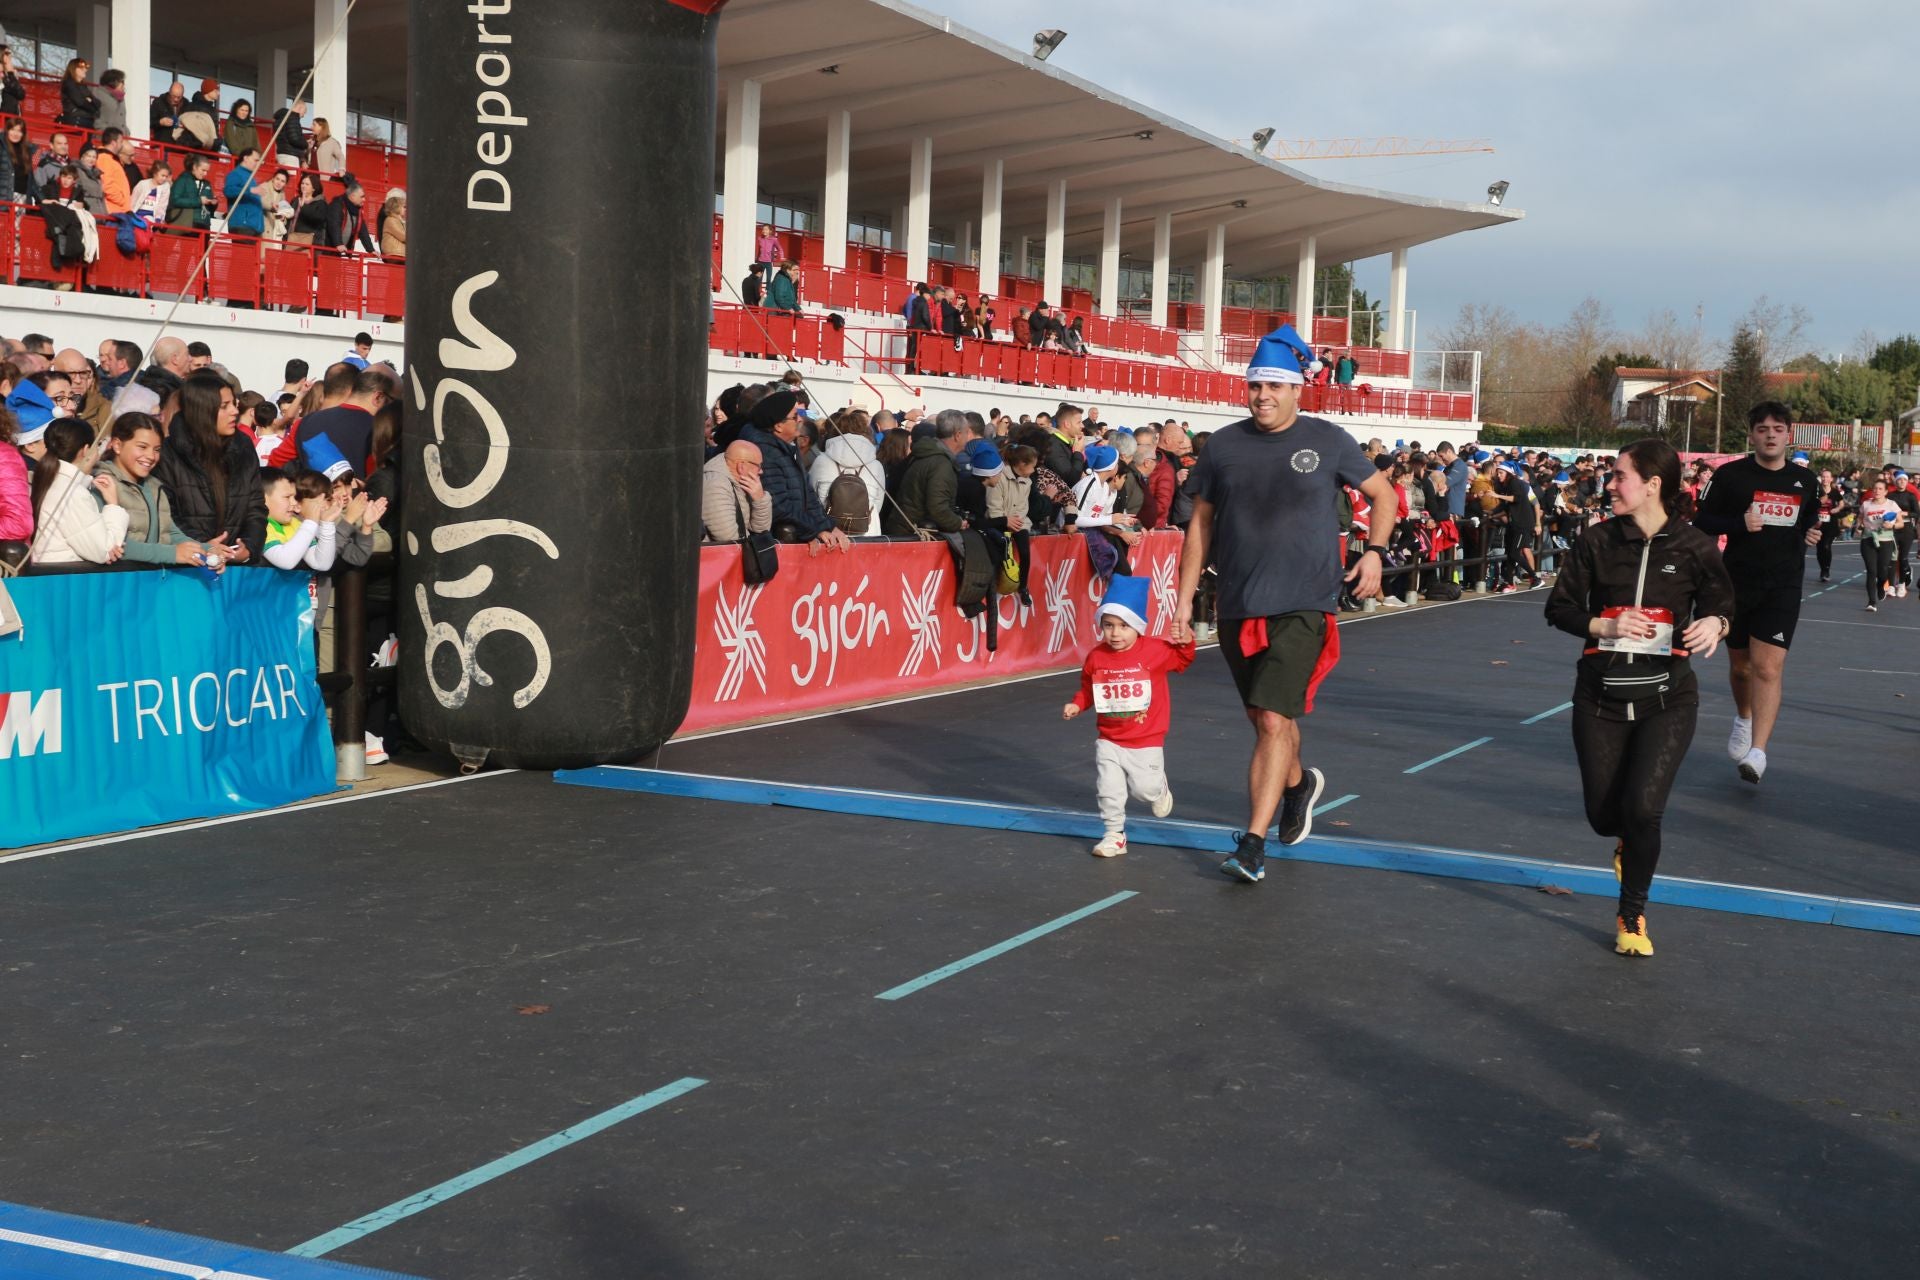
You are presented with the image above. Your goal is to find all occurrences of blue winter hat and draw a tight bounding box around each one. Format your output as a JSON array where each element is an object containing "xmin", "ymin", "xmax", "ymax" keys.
[
  {"xmin": 6, "ymin": 381, "xmax": 56, "ymax": 445},
  {"xmin": 301, "ymin": 433, "xmax": 355, "ymax": 482},
  {"xmin": 1083, "ymin": 443, "xmax": 1119, "ymax": 472},
  {"xmin": 1473, "ymin": 450, "xmax": 1492, "ymax": 463},
  {"xmin": 967, "ymin": 441, "xmax": 1004, "ymax": 477},
  {"xmin": 1791, "ymin": 451, "xmax": 1809, "ymax": 463},
  {"xmin": 1097, "ymin": 574, "xmax": 1150, "ymax": 633},
  {"xmin": 1556, "ymin": 470, "xmax": 1571, "ymax": 483},
  {"xmin": 1245, "ymin": 323, "xmax": 1315, "ymax": 385}
]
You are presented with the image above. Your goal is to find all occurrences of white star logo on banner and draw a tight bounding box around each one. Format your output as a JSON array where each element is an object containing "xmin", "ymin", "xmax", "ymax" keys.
[
  {"xmin": 899, "ymin": 571, "xmax": 945, "ymax": 676},
  {"xmin": 713, "ymin": 583, "xmax": 767, "ymax": 702},
  {"xmin": 1149, "ymin": 554, "xmax": 1178, "ymax": 635},
  {"xmin": 1043, "ymin": 559, "xmax": 1079, "ymax": 653}
]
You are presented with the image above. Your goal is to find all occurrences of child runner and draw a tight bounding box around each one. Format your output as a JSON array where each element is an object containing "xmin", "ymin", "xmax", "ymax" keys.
[{"xmin": 1062, "ymin": 575, "xmax": 1196, "ymax": 858}]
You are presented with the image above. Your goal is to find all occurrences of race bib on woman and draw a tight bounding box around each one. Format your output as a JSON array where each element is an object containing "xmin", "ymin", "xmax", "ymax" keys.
[{"xmin": 1598, "ymin": 606, "xmax": 1674, "ymax": 656}]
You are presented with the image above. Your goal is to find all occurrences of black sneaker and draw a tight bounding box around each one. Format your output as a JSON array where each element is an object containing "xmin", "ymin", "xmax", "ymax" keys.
[
  {"xmin": 1277, "ymin": 767, "xmax": 1325, "ymax": 846},
  {"xmin": 1220, "ymin": 831, "xmax": 1266, "ymax": 883}
]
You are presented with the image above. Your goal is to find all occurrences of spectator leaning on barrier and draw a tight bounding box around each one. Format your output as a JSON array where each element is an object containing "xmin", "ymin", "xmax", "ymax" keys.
[
  {"xmin": 766, "ymin": 260, "xmax": 800, "ymax": 312},
  {"xmin": 810, "ymin": 409, "xmax": 884, "ymax": 537},
  {"xmin": 29, "ymin": 419, "xmax": 128, "ymax": 566},
  {"xmin": 274, "ymin": 365, "xmax": 392, "ymax": 474},
  {"xmin": 308, "ymin": 117, "xmax": 346, "ymax": 176},
  {"xmin": 57, "ymin": 58, "xmax": 99, "ymax": 131},
  {"xmin": 738, "ymin": 390, "xmax": 849, "ymax": 553},
  {"xmin": 96, "ymin": 411, "xmax": 225, "ymax": 567},
  {"xmin": 884, "ymin": 408, "xmax": 968, "ymax": 536},
  {"xmin": 326, "ymin": 183, "xmax": 377, "ymax": 253},
  {"xmin": 701, "ymin": 439, "xmax": 773, "ymax": 543},
  {"xmin": 156, "ymin": 370, "xmax": 265, "ymax": 560},
  {"xmin": 222, "ymin": 99, "xmax": 258, "ymax": 157},
  {"xmin": 151, "ymin": 81, "xmax": 188, "ymax": 144}
]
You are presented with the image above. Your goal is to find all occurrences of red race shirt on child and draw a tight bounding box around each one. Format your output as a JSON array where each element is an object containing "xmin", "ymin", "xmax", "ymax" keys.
[{"xmin": 1070, "ymin": 636, "xmax": 1197, "ymax": 748}]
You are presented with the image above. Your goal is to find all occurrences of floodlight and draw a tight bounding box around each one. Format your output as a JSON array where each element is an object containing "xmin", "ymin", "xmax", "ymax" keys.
[
  {"xmin": 1487, "ymin": 180, "xmax": 1510, "ymax": 206},
  {"xmin": 1251, "ymin": 127, "xmax": 1275, "ymax": 154},
  {"xmin": 1032, "ymin": 29, "xmax": 1067, "ymax": 61}
]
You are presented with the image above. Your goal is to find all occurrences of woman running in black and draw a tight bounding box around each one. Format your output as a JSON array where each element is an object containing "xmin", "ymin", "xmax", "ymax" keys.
[{"xmin": 1544, "ymin": 439, "xmax": 1734, "ymax": 957}]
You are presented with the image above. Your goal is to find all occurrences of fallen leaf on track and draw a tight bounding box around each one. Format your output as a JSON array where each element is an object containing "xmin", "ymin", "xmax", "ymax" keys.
[
  {"xmin": 1539, "ymin": 884, "xmax": 1573, "ymax": 896},
  {"xmin": 1563, "ymin": 1130, "xmax": 1602, "ymax": 1151},
  {"xmin": 1491, "ymin": 660, "xmax": 1510, "ymax": 667},
  {"xmin": 515, "ymin": 1004, "xmax": 552, "ymax": 1016}
]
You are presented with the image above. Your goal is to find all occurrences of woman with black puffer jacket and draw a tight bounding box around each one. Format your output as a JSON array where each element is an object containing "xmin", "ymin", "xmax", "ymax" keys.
[
  {"xmin": 1543, "ymin": 437, "xmax": 1734, "ymax": 961},
  {"xmin": 155, "ymin": 371, "xmax": 267, "ymax": 562}
]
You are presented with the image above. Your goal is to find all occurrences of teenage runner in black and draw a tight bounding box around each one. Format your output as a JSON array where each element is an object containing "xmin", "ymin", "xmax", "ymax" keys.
[
  {"xmin": 1172, "ymin": 324, "xmax": 1397, "ymax": 884},
  {"xmin": 1813, "ymin": 468, "xmax": 1850, "ymax": 582},
  {"xmin": 1690, "ymin": 402, "xmax": 1819, "ymax": 784},
  {"xmin": 1545, "ymin": 439, "xmax": 1734, "ymax": 957}
]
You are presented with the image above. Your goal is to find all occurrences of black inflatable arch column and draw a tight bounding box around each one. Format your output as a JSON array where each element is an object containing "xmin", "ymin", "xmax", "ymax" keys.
[{"xmin": 401, "ymin": 0, "xmax": 727, "ymax": 770}]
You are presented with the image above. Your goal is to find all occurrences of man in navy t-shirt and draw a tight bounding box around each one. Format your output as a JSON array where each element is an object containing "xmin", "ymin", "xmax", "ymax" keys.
[{"xmin": 1173, "ymin": 325, "xmax": 1399, "ymax": 885}]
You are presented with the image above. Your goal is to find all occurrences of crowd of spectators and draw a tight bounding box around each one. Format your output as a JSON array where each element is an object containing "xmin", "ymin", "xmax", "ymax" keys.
[
  {"xmin": 0, "ymin": 49, "xmax": 404, "ymax": 280},
  {"xmin": 0, "ymin": 326, "xmax": 404, "ymax": 761}
]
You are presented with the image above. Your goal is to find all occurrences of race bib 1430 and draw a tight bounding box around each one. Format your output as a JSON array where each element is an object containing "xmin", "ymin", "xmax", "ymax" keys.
[{"xmin": 1752, "ymin": 492, "xmax": 1801, "ymax": 527}]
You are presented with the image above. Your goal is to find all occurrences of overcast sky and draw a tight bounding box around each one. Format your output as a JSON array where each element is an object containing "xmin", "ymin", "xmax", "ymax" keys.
[{"xmin": 919, "ymin": 0, "xmax": 1918, "ymax": 359}]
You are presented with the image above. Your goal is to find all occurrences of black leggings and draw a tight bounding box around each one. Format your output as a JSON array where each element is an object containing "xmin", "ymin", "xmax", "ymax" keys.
[
  {"xmin": 1816, "ymin": 521, "xmax": 1839, "ymax": 578},
  {"xmin": 1897, "ymin": 529, "xmax": 1915, "ymax": 586},
  {"xmin": 1571, "ymin": 691, "xmax": 1697, "ymax": 919},
  {"xmin": 1862, "ymin": 539, "xmax": 1893, "ymax": 605}
]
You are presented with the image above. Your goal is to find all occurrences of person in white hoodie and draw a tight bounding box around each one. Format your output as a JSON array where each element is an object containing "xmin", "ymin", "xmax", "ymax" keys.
[
  {"xmin": 29, "ymin": 419, "xmax": 128, "ymax": 565},
  {"xmin": 809, "ymin": 408, "xmax": 886, "ymax": 537}
]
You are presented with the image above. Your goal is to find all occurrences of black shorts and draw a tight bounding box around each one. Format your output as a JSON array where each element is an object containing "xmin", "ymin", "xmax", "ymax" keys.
[
  {"xmin": 1220, "ymin": 610, "xmax": 1339, "ymax": 718},
  {"xmin": 1729, "ymin": 581, "xmax": 1801, "ymax": 650}
]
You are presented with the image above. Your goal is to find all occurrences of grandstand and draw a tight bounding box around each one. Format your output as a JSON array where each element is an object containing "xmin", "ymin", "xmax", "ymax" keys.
[{"xmin": 0, "ymin": 0, "xmax": 1520, "ymax": 428}]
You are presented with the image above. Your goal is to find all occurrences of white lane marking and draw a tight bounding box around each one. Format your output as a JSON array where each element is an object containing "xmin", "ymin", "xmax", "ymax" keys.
[
  {"xmin": 1839, "ymin": 667, "xmax": 1920, "ymax": 676},
  {"xmin": 1801, "ymin": 618, "xmax": 1920, "ymax": 632},
  {"xmin": 0, "ymin": 771, "xmax": 517, "ymax": 867}
]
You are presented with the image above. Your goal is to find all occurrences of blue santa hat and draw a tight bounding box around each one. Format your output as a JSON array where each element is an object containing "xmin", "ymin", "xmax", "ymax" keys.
[
  {"xmin": 1245, "ymin": 323, "xmax": 1316, "ymax": 385},
  {"xmin": 966, "ymin": 441, "xmax": 1004, "ymax": 477},
  {"xmin": 6, "ymin": 381, "xmax": 56, "ymax": 445},
  {"xmin": 300, "ymin": 433, "xmax": 355, "ymax": 482},
  {"xmin": 1083, "ymin": 443, "xmax": 1119, "ymax": 473},
  {"xmin": 1097, "ymin": 574, "xmax": 1150, "ymax": 633},
  {"xmin": 1791, "ymin": 451, "xmax": 1809, "ymax": 463},
  {"xmin": 1473, "ymin": 450, "xmax": 1492, "ymax": 463}
]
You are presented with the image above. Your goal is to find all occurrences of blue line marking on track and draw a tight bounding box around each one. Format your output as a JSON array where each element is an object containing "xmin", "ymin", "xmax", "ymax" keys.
[
  {"xmin": 1403, "ymin": 737, "xmax": 1494, "ymax": 773},
  {"xmin": 876, "ymin": 891, "xmax": 1138, "ymax": 1000},
  {"xmin": 556, "ymin": 767, "xmax": 1920, "ymax": 938},
  {"xmin": 286, "ymin": 1077, "xmax": 707, "ymax": 1259},
  {"xmin": 1313, "ymin": 794, "xmax": 1359, "ymax": 817},
  {"xmin": 0, "ymin": 1200, "xmax": 424, "ymax": 1278},
  {"xmin": 1522, "ymin": 702, "xmax": 1574, "ymax": 725}
]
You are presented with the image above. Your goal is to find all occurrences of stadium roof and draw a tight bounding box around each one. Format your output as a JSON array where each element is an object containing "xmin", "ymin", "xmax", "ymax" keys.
[
  {"xmin": 3, "ymin": 0, "xmax": 1521, "ymax": 275},
  {"xmin": 725, "ymin": 0, "xmax": 1521, "ymax": 274}
]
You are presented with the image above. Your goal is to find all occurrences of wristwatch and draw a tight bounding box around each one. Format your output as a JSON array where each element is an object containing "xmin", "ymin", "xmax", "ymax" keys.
[{"xmin": 1362, "ymin": 545, "xmax": 1389, "ymax": 560}]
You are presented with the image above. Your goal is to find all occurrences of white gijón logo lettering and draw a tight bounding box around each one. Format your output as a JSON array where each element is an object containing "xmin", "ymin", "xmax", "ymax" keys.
[{"xmin": 410, "ymin": 270, "xmax": 556, "ymax": 711}]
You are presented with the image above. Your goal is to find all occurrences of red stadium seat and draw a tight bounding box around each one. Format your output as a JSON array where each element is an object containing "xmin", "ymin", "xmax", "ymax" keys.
[
  {"xmin": 314, "ymin": 249, "xmax": 362, "ymax": 313},
  {"xmin": 208, "ymin": 237, "xmax": 262, "ymax": 306},
  {"xmin": 364, "ymin": 259, "xmax": 406, "ymax": 317},
  {"xmin": 262, "ymin": 242, "xmax": 315, "ymax": 311},
  {"xmin": 148, "ymin": 230, "xmax": 207, "ymax": 298}
]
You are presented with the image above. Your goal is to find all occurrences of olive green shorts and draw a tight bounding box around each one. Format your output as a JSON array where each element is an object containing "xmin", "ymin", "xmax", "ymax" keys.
[{"xmin": 1219, "ymin": 610, "xmax": 1334, "ymax": 718}]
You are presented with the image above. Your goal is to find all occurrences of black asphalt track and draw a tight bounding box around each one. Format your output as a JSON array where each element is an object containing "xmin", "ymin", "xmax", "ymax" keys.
[{"xmin": 3, "ymin": 558, "xmax": 1916, "ymax": 1279}]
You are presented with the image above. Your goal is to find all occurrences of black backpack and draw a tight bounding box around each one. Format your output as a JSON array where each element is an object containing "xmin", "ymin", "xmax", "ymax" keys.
[{"xmin": 826, "ymin": 464, "xmax": 871, "ymax": 534}]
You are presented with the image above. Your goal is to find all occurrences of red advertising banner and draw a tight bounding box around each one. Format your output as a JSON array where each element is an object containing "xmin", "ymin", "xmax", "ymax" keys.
[{"xmin": 683, "ymin": 532, "xmax": 1185, "ymax": 735}]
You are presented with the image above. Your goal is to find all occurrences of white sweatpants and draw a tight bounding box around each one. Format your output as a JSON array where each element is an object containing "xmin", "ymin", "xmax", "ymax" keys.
[{"xmin": 1096, "ymin": 739, "xmax": 1168, "ymax": 836}]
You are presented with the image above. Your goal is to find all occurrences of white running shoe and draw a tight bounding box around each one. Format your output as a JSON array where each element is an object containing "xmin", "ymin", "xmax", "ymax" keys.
[
  {"xmin": 1738, "ymin": 747, "xmax": 1767, "ymax": 785},
  {"xmin": 1727, "ymin": 716, "xmax": 1753, "ymax": 762},
  {"xmin": 1151, "ymin": 787, "xmax": 1174, "ymax": 819},
  {"xmin": 1091, "ymin": 834, "xmax": 1128, "ymax": 858},
  {"xmin": 1381, "ymin": 596, "xmax": 1409, "ymax": 608},
  {"xmin": 365, "ymin": 732, "xmax": 389, "ymax": 766}
]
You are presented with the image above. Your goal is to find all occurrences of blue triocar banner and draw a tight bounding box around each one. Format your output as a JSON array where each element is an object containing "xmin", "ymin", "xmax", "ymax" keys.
[{"xmin": 0, "ymin": 569, "xmax": 335, "ymax": 848}]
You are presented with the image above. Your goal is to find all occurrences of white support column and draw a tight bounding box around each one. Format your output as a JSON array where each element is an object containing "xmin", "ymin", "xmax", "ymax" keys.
[
  {"xmin": 78, "ymin": 5, "xmax": 111, "ymax": 80},
  {"xmin": 958, "ymin": 220, "xmax": 972, "ymax": 266},
  {"xmin": 1387, "ymin": 246, "xmax": 1409, "ymax": 350},
  {"xmin": 1293, "ymin": 235, "xmax": 1317, "ymax": 334},
  {"xmin": 720, "ymin": 76, "xmax": 762, "ymax": 293},
  {"xmin": 1043, "ymin": 177, "xmax": 1066, "ymax": 303},
  {"xmin": 311, "ymin": 0, "xmax": 351, "ymax": 146},
  {"xmin": 822, "ymin": 109, "xmax": 850, "ymax": 269},
  {"xmin": 109, "ymin": 0, "xmax": 151, "ymax": 137},
  {"xmin": 1098, "ymin": 196, "xmax": 1122, "ymax": 318},
  {"xmin": 1202, "ymin": 222, "xmax": 1227, "ymax": 363},
  {"xmin": 1017, "ymin": 235, "xmax": 1032, "ymax": 280},
  {"xmin": 894, "ymin": 204, "xmax": 908, "ymax": 254},
  {"xmin": 978, "ymin": 158, "xmax": 1002, "ymax": 296},
  {"xmin": 906, "ymin": 135, "xmax": 933, "ymax": 285},
  {"xmin": 1150, "ymin": 212, "xmax": 1171, "ymax": 328},
  {"xmin": 257, "ymin": 47, "xmax": 290, "ymax": 114}
]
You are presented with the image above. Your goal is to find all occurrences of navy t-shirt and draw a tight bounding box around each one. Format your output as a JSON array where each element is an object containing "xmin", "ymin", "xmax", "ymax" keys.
[
  {"xmin": 1189, "ymin": 414, "xmax": 1375, "ymax": 618},
  {"xmin": 293, "ymin": 405, "xmax": 375, "ymax": 478}
]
